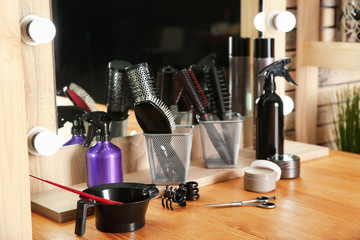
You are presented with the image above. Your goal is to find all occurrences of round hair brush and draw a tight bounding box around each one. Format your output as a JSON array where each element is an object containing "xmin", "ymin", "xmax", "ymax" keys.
[{"xmin": 106, "ymin": 60, "xmax": 132, "ymax": 137}]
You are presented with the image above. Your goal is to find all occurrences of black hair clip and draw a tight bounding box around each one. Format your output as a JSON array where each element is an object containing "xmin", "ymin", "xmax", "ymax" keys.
[
  {"xmin": 162, "ymin": 185, "xmax": 187, "ymax": 211},
  {"xmin": 179, "ymin": 181, "xmax": 200, "ymax": 201}
]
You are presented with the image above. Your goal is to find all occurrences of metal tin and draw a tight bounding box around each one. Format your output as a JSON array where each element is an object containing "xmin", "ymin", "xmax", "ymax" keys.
[{"xmin": 268, "ymin": 153, "xmax": 300, "ymax": 179}]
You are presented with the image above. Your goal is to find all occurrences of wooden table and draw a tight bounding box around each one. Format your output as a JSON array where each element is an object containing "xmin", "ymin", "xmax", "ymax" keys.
[{"xmin": 32, "ymin": 150, "xmax": 360, "ymax": 239}]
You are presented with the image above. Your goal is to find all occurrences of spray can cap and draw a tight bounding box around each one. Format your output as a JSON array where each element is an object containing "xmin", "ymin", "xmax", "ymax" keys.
[
  {"xmin": 57, "ymin": 106, "xmax": 86, "ymax": 135},
  {"xmin": 82, "ymin": 111, "xmax": 112, "ymax": 147}
]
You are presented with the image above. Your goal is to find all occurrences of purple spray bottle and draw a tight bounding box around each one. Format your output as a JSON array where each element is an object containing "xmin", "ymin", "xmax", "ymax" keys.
[
  {"xmin": 57, "ymin": 106, "xmax": 87, "ymax": 146},
  {"xmin": 82, "ymin": 111, "xmax": 123, "ymax": 187}
]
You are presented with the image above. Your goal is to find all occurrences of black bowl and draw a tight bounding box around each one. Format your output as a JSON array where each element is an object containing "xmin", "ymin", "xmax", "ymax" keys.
[{"xmin": 75, "ymin": 182, "xmax": 159, "ymax": 236}]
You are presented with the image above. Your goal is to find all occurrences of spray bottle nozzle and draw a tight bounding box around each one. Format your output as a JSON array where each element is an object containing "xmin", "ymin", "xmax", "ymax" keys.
[
  {"xmin": 258, "ymin": 57, "xmax": 297, "ymax": 87},
  {"xmin": 57, "ymin": 106, "xmax": 87, "ymax": 135},
  {"xmin": 82, "ymin": 111, "xmax": 112, "ymax": 147}
]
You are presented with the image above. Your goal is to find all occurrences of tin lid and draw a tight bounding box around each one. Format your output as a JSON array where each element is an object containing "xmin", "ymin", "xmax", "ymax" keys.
[
  {"xmin": 250, "ymin": 160, "xmax": 282, "ymax": 181},
  {"xmin": 268, "ymin": 153, "xmax": 300, "ymax": 169}
]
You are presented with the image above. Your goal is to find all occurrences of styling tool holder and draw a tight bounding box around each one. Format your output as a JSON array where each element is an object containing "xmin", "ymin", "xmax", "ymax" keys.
[
  {"xmin": 144, "ymin": 125, "xmax": 194, "ymax": 185},
  {"xmin": 198, "ymin": 113, "xmax": 243, "ymax": 168},
  {"xmin": 174, "ymin": 68, "xmax": 233, "ymax": 164}
]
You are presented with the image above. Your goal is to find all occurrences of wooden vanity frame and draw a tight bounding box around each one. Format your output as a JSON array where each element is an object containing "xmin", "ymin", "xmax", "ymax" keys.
[{"xmin": 0, "ymin": 0, "xmax": 289, "ymax": 238}]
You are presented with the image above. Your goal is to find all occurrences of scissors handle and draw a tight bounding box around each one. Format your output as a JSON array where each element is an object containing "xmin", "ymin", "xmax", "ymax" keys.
[{"xmin": 241, "ymin": 196, "xmax": 276, "ymax": 204}]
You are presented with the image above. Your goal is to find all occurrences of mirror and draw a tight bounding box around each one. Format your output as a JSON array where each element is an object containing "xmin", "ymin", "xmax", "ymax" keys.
[
  {"xmin": 52, "ymin": 0, "xmax": 241, "ymax": 104},
  {"xmin": 52, "ymin": 0, "xmax": 263, "ymax": 142}
]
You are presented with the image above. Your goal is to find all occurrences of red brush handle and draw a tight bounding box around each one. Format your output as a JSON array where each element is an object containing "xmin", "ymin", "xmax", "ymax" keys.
[{"xmin": 29, "ymin": 175, "xmax": 123, "ymax": 205}]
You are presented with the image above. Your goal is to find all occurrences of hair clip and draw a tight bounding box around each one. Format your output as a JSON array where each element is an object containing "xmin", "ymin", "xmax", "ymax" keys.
[
  {"xmin": 180, "ymin": 181, "xmax": 200, "ymax": 201},
  {"xmin": 162, "ymin": 185, "xmax": 187, "ymax": 211}
]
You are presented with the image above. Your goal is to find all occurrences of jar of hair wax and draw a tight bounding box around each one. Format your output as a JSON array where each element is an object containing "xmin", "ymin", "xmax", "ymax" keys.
[{"xmin": 244, "ymin": 160, "xmax": 282, "ymax": 193}]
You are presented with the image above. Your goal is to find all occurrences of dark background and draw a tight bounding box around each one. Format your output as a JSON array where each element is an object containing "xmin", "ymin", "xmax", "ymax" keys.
[{"xmin": 52, "ymin": 0, "xmax": 240, "ymax": 104}]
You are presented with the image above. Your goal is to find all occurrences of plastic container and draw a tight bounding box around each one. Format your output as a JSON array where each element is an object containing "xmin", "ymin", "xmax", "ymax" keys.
[
  {"xmin": 144, "ymin": 125, "xmax": 194, "ymax": 185},
  {"xmin": 244, "ymin": 160, "xmax": 282, "ymax": 193},
  {"xmin": 198, "ymin": 113, "xmax": 243, "ymax": 168}
]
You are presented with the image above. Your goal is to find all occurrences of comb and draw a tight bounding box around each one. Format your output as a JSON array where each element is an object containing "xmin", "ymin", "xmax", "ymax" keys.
[{"xmin": 208, "ymin": 66, "xmax": 232, "ymax": 120}]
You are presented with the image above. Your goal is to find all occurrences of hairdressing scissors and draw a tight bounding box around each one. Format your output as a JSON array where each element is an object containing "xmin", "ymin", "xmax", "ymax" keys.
[{"xmin": 205, "ymin": 196, "xmax": 276, "ymax": 209}]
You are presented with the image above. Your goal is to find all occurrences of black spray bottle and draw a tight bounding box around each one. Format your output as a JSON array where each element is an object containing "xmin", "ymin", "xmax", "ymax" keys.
[
  {"xmin": 57, "ymin": 106, "xmax": 87, "ymax": 146},
  {"xmin": 255, "ymin": 58, "xmax": 297, "ymax": 159}
]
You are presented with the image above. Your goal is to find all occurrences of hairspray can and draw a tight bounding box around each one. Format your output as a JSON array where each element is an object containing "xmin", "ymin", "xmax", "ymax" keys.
[
  {"xmin": 253, "ymin": 38, "xmax": 274, "ymax": 103},
  {"xmin": 228, "ymin": 37, "xmax": 251, "ymax": 116},
  {"xmin": 253, "ymin": 38, "xmax": 274, "ymax": 149}
]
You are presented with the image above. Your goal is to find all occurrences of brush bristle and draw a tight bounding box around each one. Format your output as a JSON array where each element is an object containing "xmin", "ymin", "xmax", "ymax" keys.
[
  {"xmin": 69, "ymin": 83, "xmax": 98, "ymax": 112},
  {"xmin": 149, "ymin": 95, "xmax": 176, "ymax": 132}
]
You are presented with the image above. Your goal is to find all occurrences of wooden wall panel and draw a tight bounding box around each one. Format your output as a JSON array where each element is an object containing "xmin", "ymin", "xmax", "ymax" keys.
[
  {"xmin": 0, "ymin": 0, "xmax": 32, "ymax": 238},
  {"xmin": 295, "ymin": 0, "xmax": 320, "ymax": 144}
]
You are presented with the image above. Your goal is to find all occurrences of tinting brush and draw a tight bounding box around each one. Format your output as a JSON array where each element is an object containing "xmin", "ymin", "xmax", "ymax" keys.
[
  {"xmin": 106, "ymin": 60, "xmax": 132, "ymax": 137},
  {"xmin": 125, "ymin": 62, "xmax": 175, "ymax": 133}
]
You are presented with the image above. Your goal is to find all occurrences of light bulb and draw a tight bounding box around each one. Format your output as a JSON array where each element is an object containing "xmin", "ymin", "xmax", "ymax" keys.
[
  {"xmin": 281, "ymin": 95, "xmax": 294, "ymax": 115},
  {"xmin": 268, "ymin": 10, "xmax": 296, "ymax": 33},
  {"xmin": 20, "ymin": 15, "xmax": 56, "ymax": 45},
  {"xmin": 254, "ymin": 12, "xmax": 265, "ymax": 32}
]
